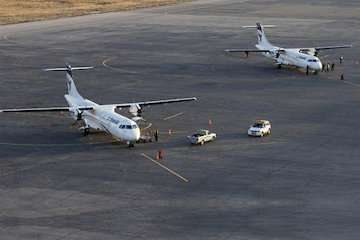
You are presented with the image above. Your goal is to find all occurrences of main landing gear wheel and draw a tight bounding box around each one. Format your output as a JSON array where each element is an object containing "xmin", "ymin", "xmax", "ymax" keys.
[
  {"xmin": 83, "ymin": 127, "xmax": 90, "ymax": 136},
  {"xmin": 277, "ymin": 64, "xmax": 282, "ymax": 69},
  {"xmin": 127, "ymin": 142, "xmax": 135, "ymax": 148}
]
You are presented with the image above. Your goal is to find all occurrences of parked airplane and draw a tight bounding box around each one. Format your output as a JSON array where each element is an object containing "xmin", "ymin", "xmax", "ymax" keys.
[
  {"xmin": 225, "ymin": 23, "xmax": 352, "ymax": 73},
  {"xmin": 0, "ymin": 65, "xmax": 197, "ymax": 147}
]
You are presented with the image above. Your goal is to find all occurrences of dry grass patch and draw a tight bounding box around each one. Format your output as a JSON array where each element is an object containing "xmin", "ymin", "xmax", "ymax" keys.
[{"xmin": 0, "ymin": 0, "xmax": 190, "ymax": 25}]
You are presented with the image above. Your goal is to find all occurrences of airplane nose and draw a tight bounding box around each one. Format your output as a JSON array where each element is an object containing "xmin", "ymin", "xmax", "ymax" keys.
[
  {"xmin": 311, "ymin": 62, "xmax": 322, "ymax": 71},
  {"xmin": 317, "ymin": 62, "xmax": 322, "ymax": 70},
  {"xmin": 134, "ymin": 128, "xmax": 141, "ymax": 141},
  {"xmin": 128, "ymin": 128, "xmax": 141, "ymax": 142}
]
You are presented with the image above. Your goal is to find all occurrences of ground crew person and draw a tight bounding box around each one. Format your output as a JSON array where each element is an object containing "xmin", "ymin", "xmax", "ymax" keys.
[
  {"xmin": 339, "ymin": 56, "xmax": 344, "ymax": 64},
  {"xmin": 157, "ymin": 150, "xmax": 163, "ymax": 160},
  {"xmin": 154, "ymin": 129, "xmax": 159, "ymax": 142},
  {"xmin": 340, "ymin": 74, "xmax": 344, "ymax": 80},
  {"xmin": 331, "ymin": 63, "xmax": 335, "ymax": 71}
]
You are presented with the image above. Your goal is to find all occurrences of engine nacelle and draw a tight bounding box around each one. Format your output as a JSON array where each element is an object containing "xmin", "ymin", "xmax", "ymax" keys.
[
  {"xmin": 129, "ymin": 104, "xmax": 142, "ymax": 117},
  {"xmin": 69, "ymin": 107, "xmax": 83, "ymax": 121},
  {"xmin": 269, "ymin": 49, "xmax": 277, "ymax": 57}
]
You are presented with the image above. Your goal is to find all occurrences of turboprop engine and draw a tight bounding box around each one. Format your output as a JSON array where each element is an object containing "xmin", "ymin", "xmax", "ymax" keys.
[
  {"xmin": 69, "ymin": 107, "xmax": 83, "ymax": 121},
  {"xmin": 129, "ymin": 104, "xmax": 144, "ymax": 122},
  {"xmin": 269, "ymin": 48, "xmax": 285, "ymax": 59}
]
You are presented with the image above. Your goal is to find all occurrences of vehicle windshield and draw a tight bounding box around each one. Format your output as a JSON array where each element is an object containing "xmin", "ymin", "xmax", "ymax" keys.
[
  {"xmin": 253, "ymin": 123, "xmax": 264, "ymax": 128},
  {"xmin": 197, "ymin": 130, "xmax": 207, "ymax": 135}
]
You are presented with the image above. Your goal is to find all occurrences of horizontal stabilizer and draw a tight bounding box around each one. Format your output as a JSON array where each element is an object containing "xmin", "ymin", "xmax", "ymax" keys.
[
  {"xmin": 44, "ymin": 66, "xmax": 94, "ymax": 72},
  {"xmin": 242, "ymin": 25, "xmax": 276, "ymax": 28}
]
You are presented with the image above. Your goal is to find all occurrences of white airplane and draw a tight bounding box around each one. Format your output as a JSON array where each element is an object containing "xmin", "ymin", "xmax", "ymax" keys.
[
  {"xmin": 0, "ymin": 65, "xmax": 197, "ymax": 147},
  {"xmin": 225, "ymin": 23, "xmax": 352, "ymax": 73}
]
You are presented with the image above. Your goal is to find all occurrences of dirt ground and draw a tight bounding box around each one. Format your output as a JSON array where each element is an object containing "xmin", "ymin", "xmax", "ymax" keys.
[{"xmin": 0, "ymin": 0, "xmax": 190, "ymax": 25}]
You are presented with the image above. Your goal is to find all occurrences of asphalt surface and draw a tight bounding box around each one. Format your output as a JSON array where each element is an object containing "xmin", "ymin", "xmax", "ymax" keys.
[{"xmin": 0, "ymin": 0, "xmax": 360, "ymax": 239}]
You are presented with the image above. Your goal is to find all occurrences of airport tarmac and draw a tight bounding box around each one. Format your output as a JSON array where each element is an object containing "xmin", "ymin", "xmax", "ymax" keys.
[{"xmin": 0, "ymin": 0, "xmax": 360, "ymax": 239}]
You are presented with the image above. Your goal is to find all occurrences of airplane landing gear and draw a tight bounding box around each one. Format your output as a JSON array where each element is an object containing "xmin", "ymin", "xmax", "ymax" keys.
[
  {"xmin": 83, "ymin": 127, "xmax": 90, "ymax": 136},
  {"xmin": 80, "ymin": 126, "xmax": 90, "ymax": 136},
  {"xmin": 277, "ymin": 64, "xmax": 282, "ymax": 69},
  {"xmin": 127, "ymin": 141, "xmax": 135, "ymax": 148}
]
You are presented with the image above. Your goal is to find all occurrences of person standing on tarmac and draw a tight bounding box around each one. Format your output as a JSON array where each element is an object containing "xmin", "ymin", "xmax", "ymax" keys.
[
  {"xmin": 339, "ymin": 56, "xmax": 344, "ymax": 64},
  {"xmin": 154, "ymin": 129, "xmax": 159, "ymax": 142},
  {"xmin": 331, "ymin": 63, "xmax": 335, "ymax": 71}
]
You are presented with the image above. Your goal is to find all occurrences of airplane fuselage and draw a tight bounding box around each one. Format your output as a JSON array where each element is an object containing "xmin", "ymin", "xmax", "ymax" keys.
[
  {"xmin": 256, "ymin": 44, "xmax": 322, "ymax": 71},
  {"xmin": 65, "ymin": 94, "xmax": 140, "ymax": 143}
]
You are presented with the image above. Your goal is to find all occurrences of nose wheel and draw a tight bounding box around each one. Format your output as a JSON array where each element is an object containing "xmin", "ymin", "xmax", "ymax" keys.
[{"xmin": 127, "ymin": 141, "xmax": 135, "ymax": 148}]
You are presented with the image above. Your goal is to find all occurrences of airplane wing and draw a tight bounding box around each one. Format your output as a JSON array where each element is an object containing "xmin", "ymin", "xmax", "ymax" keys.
[
  {"xmin": 106, "ymin": 97, "xmax": 197, "ymax": 109},
  {"xmin": 225, "ymin": 49, "xmax": 270, "ymax": 53},
  {"xmin": 300, "ymin": 44, "xmax": 352, "ymax": 52},
  {"xmin": 0, "ymin": 98, "xmax": 196, "ymax": 113},
  {"xmin": 0, "ymin": 106, "xmax": 93, "ymax": 113}
]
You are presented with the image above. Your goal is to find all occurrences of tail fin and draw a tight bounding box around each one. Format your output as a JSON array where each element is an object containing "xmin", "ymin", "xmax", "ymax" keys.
[
  {"xmin": 256, "ymin": 23, "xmax": 272, "ymax": 47},
  {"xmin": 44, "ymin": 64, "xmax": 93, "ymax": 100}
]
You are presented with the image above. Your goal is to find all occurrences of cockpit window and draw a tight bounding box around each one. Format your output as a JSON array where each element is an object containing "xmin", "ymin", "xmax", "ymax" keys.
[
  {"xmin": 307, "ymin": 59, "xmax": 318, "ymax": 62},
  {"xmin": 119, "ymin": 124, "xmax": 138, "ymax": 129}
]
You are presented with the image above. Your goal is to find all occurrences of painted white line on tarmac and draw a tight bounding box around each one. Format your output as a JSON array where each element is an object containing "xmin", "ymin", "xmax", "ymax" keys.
[
  {"xmin": 102, "ymin": 57, "xmax": 138, "ymax": 74},
  {"xmin": 343, "ymin": 80, "xmax": 360, "ymax": 88},
  {"xmin": 163, "ymin": 112, "xmax": 184, "ymax": 121},
  {"xmin": 141, "ymin": 153, "xmax": 189, "ymax": 183}
]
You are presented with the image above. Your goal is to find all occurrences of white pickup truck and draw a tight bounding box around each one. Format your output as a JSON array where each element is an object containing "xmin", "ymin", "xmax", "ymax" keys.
[{"xmin": 187, "ymin": 129, "xmax": 216, "ymax": 145}]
